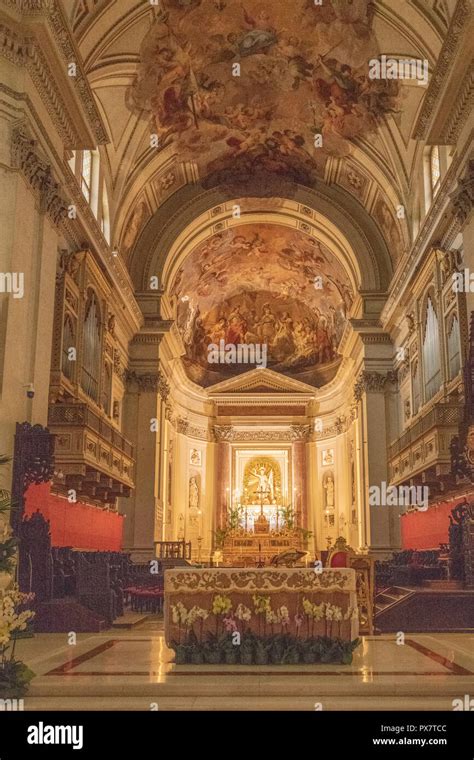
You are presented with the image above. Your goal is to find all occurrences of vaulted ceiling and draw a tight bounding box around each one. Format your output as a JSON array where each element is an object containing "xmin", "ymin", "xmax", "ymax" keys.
[{"xmin": 69, "ymin": 0, "xmax": 449, "ymax": 271}]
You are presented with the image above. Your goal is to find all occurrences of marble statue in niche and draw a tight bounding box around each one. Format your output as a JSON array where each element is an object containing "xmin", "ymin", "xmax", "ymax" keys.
[
  {"xmin": 324, "ymin": 472, "xmax": 335, "ymax": 509},
  {"xmin": 188, "ymin": 476, "xmax": 201, "ymax": 529}
]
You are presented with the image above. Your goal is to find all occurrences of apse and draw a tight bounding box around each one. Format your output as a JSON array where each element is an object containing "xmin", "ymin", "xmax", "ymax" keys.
[{"xmin": 171, "ymin": 223, "xmax": 354, "ymax": 387}]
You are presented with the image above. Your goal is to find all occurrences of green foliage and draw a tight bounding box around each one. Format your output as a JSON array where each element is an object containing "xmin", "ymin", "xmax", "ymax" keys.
[
  {"xmin": 171, "ymin": 633, "xmax": 361, "ymax": 666},
  {"xmin": 212, "ymin": 528, "xmax": 228, "ymax": 549},
  {"xmin": 0, "ymin": 659, "xmax": 35, "ymax": 698},
  {"xmin": 0, "ymin": 536, "xmax": 18, "ymax": 573},
  {"xmin": 278, "ymin": 504, "xmax": 295, "ymax": 531}
]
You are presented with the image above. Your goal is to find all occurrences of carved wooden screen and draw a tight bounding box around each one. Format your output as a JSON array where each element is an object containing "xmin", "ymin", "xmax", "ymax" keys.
[{"xmin": 81, "ymin": 291, "xmax": 101, "ymax": 402}]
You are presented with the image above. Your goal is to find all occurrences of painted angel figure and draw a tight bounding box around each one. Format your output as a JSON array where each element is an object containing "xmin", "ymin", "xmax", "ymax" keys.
[{"xmin": 251, "ymin": 465, "xmax": 274, "ymax": 500}]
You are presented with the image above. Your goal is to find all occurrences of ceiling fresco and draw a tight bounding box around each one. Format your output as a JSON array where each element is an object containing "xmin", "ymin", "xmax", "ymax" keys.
[
  {"xmin": 127, "ymin": 0, "xmax": 401, "ymax": 187},
  {"xmin": 171, "ymin": 224, "xmax": 354, "ymax": 387}
]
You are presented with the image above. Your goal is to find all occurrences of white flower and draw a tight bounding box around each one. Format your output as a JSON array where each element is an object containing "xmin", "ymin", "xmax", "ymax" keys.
[
  {"xmin": 325, "ymin": 604, "xmax": 335, "ymax": 621},
  {"xmin": 235, "ymin": 603, "xmax": 251, "ymax": 622},
  {"xmin": 333, "ymin": 606, "xmax": 343, "ymax": 622}
]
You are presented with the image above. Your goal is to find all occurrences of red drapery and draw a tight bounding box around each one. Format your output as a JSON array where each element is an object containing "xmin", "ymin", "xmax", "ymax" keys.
[
  {"xmin": 24, "ymin": 482, "xmax": 123, "ymax": 551},
  {"xmin": 400, "ymin": 496, "xmax": 470, "ymax": 550}
]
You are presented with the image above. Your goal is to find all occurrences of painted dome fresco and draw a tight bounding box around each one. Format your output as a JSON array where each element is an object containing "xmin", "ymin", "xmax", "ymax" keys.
[{"xmin": 171, "ymin": 224, "xmax": 354, "ymax": 387}]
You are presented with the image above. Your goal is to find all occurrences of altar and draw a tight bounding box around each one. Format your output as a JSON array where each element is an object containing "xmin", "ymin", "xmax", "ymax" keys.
[
  {"xmin": 164, "ymin": 566, "xmax": 359, "ymax": 662},
  {"xmin": 221, "ymin": 453, "xmax": 305, "ymax": 565}
]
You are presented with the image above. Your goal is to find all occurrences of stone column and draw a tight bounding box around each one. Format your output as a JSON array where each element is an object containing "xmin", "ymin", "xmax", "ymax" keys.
[
  {"xmin": 291, "ymin": 426, "xmax": 309, "ymax": 529},
  {"xmin": 214, "ymin": 427, "xmax": 231, "ymax": 530},
  {"xmin": 0, "ymin": 126, "xmax": 66, "ymax": 465},
  {"xmin": 121, "ymin": 327, "xmax": 169, "ymax": 560},
  {"xmin": 354, "ymin": 370, "xmax": 401, "ymax": 557}
]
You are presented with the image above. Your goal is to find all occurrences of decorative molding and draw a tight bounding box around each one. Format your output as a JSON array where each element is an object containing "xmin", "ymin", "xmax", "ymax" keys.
[
  {"xmin": 450, "ymin": 159, "xmax": 474, "ymax": 228},
  {"xmin": 11, "ymin": 126, "xmax": 68, "ymax": 225},
  {"xmin": 353, "ymin": 370, "xmax": 398, "ymax": 402},
  {"xmin": 290, "ymin": 425, "xmax": 311, "ymax": 442},
  {"xmin": 382, "ymin": 135, "xmax": 472, "ymax": 322},
  {"xmin": 125, "ymin": 370, "xmax": 169, "ymax": 399},
  {"xmin": 0, "ymin": 0, "xmax": 107, "ymax": 145},
  {"xmin": 46, "ymin": 0, "xmax": 108, "ymax": 144},
  {"xmin": 441, "ymin": 64, "xmax": 474, "ymax": 143},
  {"xmin": 413, "ymin": 0, "xmax": 472, "ymax": 140},
  {"xmin": 176, "ymin": 417, "xmax": 210, "ymax": 441}
]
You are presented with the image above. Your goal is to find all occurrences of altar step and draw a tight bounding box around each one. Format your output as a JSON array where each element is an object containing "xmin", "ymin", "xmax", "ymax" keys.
[
  {"xmin": 28, "ymin": 672, "xmax": 470, "ymax": 702},
  {"xmin": 375, "ymin": 585, "xmax": 415, "ymax": 614},
  {"xmin": 112, "ymin": 612, "xmax": 149, "ymax": 629},
  {"xmin": 376, "ymin": 588, "xmax": 474, "ymax": 631},
  {"xmin": 21, "ymin": 695, "xmax": 463, "ymax": 711}
]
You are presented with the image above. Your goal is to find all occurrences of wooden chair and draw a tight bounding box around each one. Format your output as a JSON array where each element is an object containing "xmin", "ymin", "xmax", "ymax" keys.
[{"xmin": 326, "ymin": 536, "xmax": 375, "ymax": 635}]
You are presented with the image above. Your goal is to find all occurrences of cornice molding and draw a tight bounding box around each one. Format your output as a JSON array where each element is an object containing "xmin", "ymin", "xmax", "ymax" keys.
[
  {"xmin": 0, "ymin": 0, "xmax": 107, "ymax": 146},
  {"xmin": 413, "ymin": 0, "xmax": 472, "ymax": 140},
  {"xmin": 441, "ymin": 64, "xmax": 474, "ymax": 143}
]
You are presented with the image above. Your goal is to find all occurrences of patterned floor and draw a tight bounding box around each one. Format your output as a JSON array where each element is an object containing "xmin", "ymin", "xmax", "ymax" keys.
[{"xmin": 14, "ymin": 619, "xmax": 474, "ymax": 711}]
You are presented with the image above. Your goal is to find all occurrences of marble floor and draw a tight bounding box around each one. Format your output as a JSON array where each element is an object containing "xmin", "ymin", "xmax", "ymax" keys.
[{"xmin": 14, "ymin": 619, "xmax": 474, "ymax": 711}]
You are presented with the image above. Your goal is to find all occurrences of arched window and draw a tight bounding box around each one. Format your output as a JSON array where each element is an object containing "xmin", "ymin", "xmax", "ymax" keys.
[
  {"xmin": 422, "ymin": 295, "xmax": 442, "ymax": 401},
  {"xmin": 61, "ymin": 315, "xmax": 76, "ymax": 381},
  {"xmin": 412, "ymin": 360, "xmax": 420, "ymax": 416},
  {"xmin": 447, "ymin": 313, "xmax": 461, "ymax": 380},
  {"xmin": 430, "ymin": 146, "xmax": 441, "ymax": 195},
  {"xmin": 81, "ymin": 291, "xmax": 101, "ymax": 402},
  {"xmin": 101, "ymin": 183, "xmax": 110, "ymax": 243},
  {"xmin": 81, "ymin": 150, "xmax": 92, "ymax": 202}
]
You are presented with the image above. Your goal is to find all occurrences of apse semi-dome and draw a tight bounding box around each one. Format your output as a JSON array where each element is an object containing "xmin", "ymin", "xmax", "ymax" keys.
[{"xmin": 171, "ymin": 223, "xmax": 354, "ymax": 387}]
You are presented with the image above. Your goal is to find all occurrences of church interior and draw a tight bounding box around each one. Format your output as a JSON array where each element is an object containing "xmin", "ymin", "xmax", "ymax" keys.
[{"xmin": 0, "ymin": 0, "xmax": 473, "ymax": 713}]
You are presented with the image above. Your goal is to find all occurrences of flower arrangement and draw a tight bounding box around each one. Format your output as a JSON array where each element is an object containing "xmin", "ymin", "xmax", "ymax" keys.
[
  {"xmin": 0, "ymin": 586, "xmax": 35, "ymax": 696},
  {"xmin": 169, "ymin": 594, "xmax": 360, "ymax": 666}
]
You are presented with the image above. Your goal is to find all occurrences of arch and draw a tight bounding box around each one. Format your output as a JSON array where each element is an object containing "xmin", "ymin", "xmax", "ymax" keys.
[{"xmin": 130, "ymin": 181, "xmax": 393, "ymax": 296}]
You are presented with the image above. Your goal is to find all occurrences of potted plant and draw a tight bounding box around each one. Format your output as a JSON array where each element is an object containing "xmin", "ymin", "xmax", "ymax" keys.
[
  {"xmin": 282, "ymin": 641, "xmax": 300, "ymax": 665},
  {"xmin": 269, "ymin": 633, "xmax": 287, "ymax": 664},
  {"xmin": 300, "ymin": 639, "xmax": 316, "ymax": 664},
  {"xmin": 203, "ymin": 632, "xmax": 222, "ymax": 664},
  {"xmin": 173, "ymin": 642, "xmax": 189, "ymax": 665},
  {"xmin": 254, "ymin": 638, "xmax": 270, "ymax": 666},
  {"xmin": 240, "ymin": 633, "xmax": 255, "ymax": 665},
  {"xmin": 341, "ymin": 638, "xmax": 361, "ymax": 665},
  {"xmin": 222, "ymin": 634, "xmax": 239, "ymax": 665}
]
